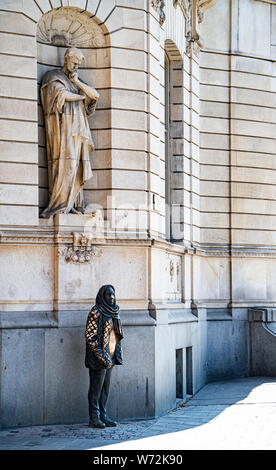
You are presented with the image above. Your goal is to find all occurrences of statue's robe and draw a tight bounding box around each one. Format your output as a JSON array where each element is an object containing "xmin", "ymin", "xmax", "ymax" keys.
[{"xmin": 40, "ymin": 69, "xmax": 97, "ymax": 218}]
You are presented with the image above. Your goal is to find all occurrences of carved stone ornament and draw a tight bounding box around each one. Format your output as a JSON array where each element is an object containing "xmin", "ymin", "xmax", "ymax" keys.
[
  {"xmin": 170, "ymin": 259, "xmax": 174, "ymax": 281},
  {"xmin": 173, "ymin": 0, "xmax": 217, "ymax": 54},
  {"xmin": 198, "ymin": 0, "xmax": 218, "ymax": 22},
  {"xmin": 37, "ymin": 7, "xmax": 105, "ymax": 47},
  {"xmin": 58, "ymin": 232, "xmax": 102, "ymax": 264},
  {"xmin": 173, "ymin": 0, "xmax": 190, "ymax": 18},
  {"xmin": 152, "ymin": 0, "xmax": 166, "ymax": 26}
]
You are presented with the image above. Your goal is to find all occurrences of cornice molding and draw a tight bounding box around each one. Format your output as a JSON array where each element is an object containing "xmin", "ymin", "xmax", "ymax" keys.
[{"xmin": 1, "ymin": 230, "xmax": 276, "ymax": 258}]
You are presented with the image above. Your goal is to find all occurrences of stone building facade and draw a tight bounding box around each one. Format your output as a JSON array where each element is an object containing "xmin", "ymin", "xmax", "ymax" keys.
[{"xmin": 0, "ymin": 0, "xmax": 275, "ymax": 427}]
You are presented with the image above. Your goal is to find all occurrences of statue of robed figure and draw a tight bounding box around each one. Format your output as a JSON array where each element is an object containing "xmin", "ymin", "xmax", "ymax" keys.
[{"xmin": 40, "ymin": 47, "xmax": 99, "ymax": 218}]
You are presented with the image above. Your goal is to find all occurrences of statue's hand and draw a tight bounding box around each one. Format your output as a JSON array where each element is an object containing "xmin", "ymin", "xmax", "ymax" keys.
[
  {"xmin": 92, "ymin": 88, "xmax": 100, "ymax": 100},
  {"xmin": 69, "ymin": 72, "xmax": 78, "ymax": 84}
]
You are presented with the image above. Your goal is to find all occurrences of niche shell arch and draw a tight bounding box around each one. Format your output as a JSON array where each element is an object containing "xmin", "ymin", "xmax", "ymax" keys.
[{"xmin": 37, "ymin": 7, "xmax": 106, "ymax": 48}]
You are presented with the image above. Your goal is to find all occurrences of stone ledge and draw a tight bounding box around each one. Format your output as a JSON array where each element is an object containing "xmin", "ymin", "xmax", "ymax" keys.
[
  {"xmin": 206, "ymin": 309, "xmax": 232, "ymax": 321},
  {"xmin": 0, "ymin": 309, "xmax": 157, "ymax": 329},
  {"xmin": 2, "ymin": 229, "xmax": 276, "ymax": 259},
  {"xmin": 0, "ymin": 311, "xmax": 57, "ymax": 329},
  {"xmin": 168, "ymin": 308, "xmax": 198, "ymax": 324},
  {"xmin": 148, "ymin": 303, "xmax": 198, "ymax": 324}
]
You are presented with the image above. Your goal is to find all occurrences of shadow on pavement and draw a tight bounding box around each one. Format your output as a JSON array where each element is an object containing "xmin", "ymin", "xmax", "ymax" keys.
[
  {"xmin": 1, "ymin": 377, "xmax": 276, "ymax": 450},
  {"xmin": 93, "ymin": 376, "xmax": 276, "ymax": 450}
]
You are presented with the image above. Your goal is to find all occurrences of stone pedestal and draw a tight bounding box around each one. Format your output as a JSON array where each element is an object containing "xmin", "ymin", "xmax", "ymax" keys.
[{"xmin": 54, "ymin": 212, "xmax": 104, "ymax": 235}]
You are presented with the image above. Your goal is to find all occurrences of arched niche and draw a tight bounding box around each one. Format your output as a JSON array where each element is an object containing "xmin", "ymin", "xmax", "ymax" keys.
[{"xmin": 36, "ymin": 7, "xmax": 111, "ymax": 215}]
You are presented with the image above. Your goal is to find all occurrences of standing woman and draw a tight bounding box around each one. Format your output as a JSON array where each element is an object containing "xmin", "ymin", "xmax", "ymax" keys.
[{"xmin": 85, "ymin": 285, "xmax": 124, "ymax": 428}]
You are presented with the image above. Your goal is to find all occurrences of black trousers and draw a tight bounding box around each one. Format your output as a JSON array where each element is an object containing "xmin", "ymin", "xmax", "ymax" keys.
[{"xmin": 88, "ymin": 367, "xmax": 113, "ymax": 421}]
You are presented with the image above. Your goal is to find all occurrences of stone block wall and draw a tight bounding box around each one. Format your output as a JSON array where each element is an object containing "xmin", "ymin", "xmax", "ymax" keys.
[
  {"xmin": 0, "ymin": 0, "xmax": 275, "ymax": 427},
  {"xmin": 198, "ymin": 0, "xmax": 276, "ymax": 379},
  {"xmin": 0, "ymin": 4, "xmax": 38, "ymax": 226}
]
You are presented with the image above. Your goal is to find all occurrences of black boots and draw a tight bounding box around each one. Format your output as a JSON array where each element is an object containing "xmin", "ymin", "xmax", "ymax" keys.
[
  {"xmin": 88, "ymin": 417, "xmax": 106, "ymax": 429},
  {"xmin": 88, "ymin": 414, "xmax": 117, "ymax": 428},
  {"xmin": 100, "ymin": 414, "xmax": 117, "ymax": 427}
]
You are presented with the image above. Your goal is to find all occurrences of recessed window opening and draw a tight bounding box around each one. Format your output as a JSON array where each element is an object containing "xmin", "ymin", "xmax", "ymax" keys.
[
  {"xmin": 186, "ymin": 346, "xmax": 193, "ymax": 396},
  {"xmin": 176, "ymin": 348, "xmax": 184, "ymax": 399},
  {"xmin": 165, "ymin": 52, "xmax": 171, "ymax": 241}
]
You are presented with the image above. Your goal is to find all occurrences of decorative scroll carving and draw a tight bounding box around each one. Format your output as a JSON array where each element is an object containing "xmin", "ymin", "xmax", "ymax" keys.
[
  {"xmin": 198, "ymin": 0, "xmax": 218, "ymax": 11},
  {"xmin": 58, "ymin": 232, "xmax": 102, "ymax": 264},
  {"xmin": 152, "ymin": 0, "xmax": 166, "ymax": 26},
  {"xmin": 198, "ymin": 0, "xmax": 217, "ymax": 22},
  {"xmin": 37, "ymin": 7, "xmax": 105, "ymax": 47}
]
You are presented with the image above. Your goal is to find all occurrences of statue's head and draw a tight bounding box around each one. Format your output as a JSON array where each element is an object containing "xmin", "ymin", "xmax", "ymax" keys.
[
  {"xmin": 104, "ymin": 285, "xmax": 116, "ymax": 307},
  {"xmin": 64, "ymin": 47, "xmax": 84, "ymax": 73},
  {"xmin": 96, "ymin": 285, "xmax": 116, "ymax": 308},
  {"xmin": 96, "ymin": 284, "xmax": 121, "ymax": 321}
]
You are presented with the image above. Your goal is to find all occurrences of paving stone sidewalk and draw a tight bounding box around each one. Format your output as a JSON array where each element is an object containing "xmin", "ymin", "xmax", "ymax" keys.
[{"xmin": 1, "ymin": 377, "xmax": 276, "ymax": 450}]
